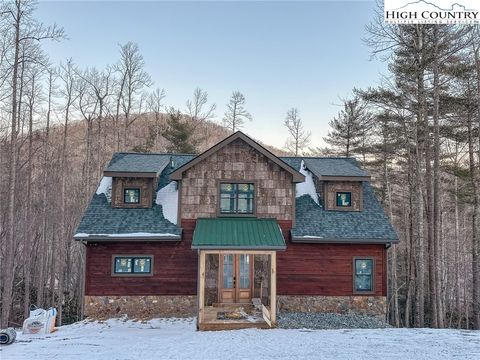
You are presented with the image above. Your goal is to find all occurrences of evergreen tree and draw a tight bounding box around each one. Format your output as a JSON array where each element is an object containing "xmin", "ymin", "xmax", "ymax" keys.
[
  {"xmin": 223, "ymin": 91, "xmax": 252, "ymax": 132},
  {"xmin": 162, "ymin": 108, "xmax": 200, "ymax": 154},
  {"xmin": 323, "ymin": 97, "xmax": 369, "ymax": 157}
]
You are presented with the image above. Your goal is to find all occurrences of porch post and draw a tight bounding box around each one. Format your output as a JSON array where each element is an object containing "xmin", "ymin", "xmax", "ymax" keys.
[
  {"xmin": 198, "ymin": 250, "xmax": 206, "ymax": 324},
  {"xmin": 270, "ymin": 251, "xmax": 277, "ymax": 325}
]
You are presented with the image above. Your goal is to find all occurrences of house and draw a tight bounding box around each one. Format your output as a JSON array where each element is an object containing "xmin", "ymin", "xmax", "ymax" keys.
[{"xmin": 74, "ymin": 131, "xmax": 398, "ymax": 330}]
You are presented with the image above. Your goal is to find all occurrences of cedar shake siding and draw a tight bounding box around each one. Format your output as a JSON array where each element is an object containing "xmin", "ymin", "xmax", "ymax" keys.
[
  {"xmin": 111, "ymin": 177, "xmax": 155, "ymax": 208},
  {"xmin": 180, "ymin": 138, "xmax": 295, "ymax": 220},
  {"xmin": 324, "ymin": 181, "xmax": 362, "ymax": 212}
]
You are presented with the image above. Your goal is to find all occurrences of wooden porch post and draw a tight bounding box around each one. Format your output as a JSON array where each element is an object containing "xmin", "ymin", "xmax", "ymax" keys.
[
  {"xmin": 270, "ymin": 251, "xmax": 277, "ymax": 325},
  {"xmin": 198, "ymin": 250, "xmax": 206, "ymax": 325}
]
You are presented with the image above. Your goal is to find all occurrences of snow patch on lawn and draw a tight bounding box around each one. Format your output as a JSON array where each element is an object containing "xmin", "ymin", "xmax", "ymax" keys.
[
  {"xmin": 155, "ymin": 181, "xmax": 178, "ymax": 224},
  {"xmin": 4, "ymin": 318, "xmax": 480, "ymax": 360},
  {"xmin": 296, "ymin": 160, "xmax": 319, "ymax": 205},
  {"xmin": 95, "ymin": 176, "xmax": 112, "ymax": 196}
]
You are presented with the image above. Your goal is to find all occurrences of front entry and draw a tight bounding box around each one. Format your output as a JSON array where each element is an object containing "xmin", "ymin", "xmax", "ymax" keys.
[{"xmin": 219, "ymin": 254, "xmax": 253, "ymax": 303}]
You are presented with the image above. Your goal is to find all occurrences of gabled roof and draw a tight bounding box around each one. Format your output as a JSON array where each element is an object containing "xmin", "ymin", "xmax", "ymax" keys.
[
  {"xmin": 192, "ymin": 218, "xmax": 286, "ymax": 250},
  {"xmin": 304, "ymin": 158, "xmax": 370, "ymax": 180},
  {"xmin": 169, "ymin": 131, "xmax": 305, "ymax": 182},
  {"xmin": 104, "ymin": 153, "xmax": 172, "ymax": 177}
]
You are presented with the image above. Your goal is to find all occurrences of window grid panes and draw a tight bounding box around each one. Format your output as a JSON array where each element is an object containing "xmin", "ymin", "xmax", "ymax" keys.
[
  {"xmin": 124, "ymin": 188, "xmax": 140, "ymax": 204},
  {"xmin": 239, "ymin": 254, "xmax": 250, "ymax": 289},
  {"xmin": 354, "ymin": 259, "xmax": 373, "ymax": 292},
  {"xmin": 114, "ymin": 256, "xmax": 152, "ymax": 274},
  {"xmin": 223, "ymin": 255, "xmax": 234, "ymax": 288},
  {"xmin": 336, "ymin": 192, "xmax": 352, "ymax": 207},
  {"xmin": 220, "ymin": 183, "xmax": 254, "ymax": 214}
]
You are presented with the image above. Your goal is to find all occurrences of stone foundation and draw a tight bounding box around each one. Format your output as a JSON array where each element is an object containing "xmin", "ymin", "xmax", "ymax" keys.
[
  {"xmin": 84, "ymin": 295, "xmax": 386, "ymax": 320},
  {"xmin": 277, "ymin": 296, "xmax": 386, "ymax": 318},
  {"xmin": 84, "ymin": 296, "xmax": 197, "ymax": 320}
]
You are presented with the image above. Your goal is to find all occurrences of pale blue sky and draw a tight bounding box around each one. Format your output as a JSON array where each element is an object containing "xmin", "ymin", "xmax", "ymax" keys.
[{"xmin": 37, "ymin": 0, "xmax": 386, "ymax": 149}]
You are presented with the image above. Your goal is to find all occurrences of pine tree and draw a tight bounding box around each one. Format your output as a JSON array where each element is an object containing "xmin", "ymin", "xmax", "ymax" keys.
[
  {"xmin": 223, "ymin": 91, "xmax": 252, "ymax": 132},
  {"xmin": 162, "ymin": 108, "xmax": 200, "ymax": 154},
  {"xmin": 323, "ymin": 97, "xmax": 369, "ymax": 157}
]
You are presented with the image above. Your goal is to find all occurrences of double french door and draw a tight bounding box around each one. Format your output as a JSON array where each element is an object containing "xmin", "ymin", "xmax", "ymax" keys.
[{"xmin": 219, "ymin": 254, "xmax": 253, "ymax": 303}]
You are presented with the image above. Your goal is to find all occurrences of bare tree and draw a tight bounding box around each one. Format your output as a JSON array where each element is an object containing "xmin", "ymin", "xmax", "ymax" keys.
[
  {"xmin": 114, "ymin": 42, "xmax": 152, "ymax": 149},
  {"xmin": 283, "ymin": 108, "xmax": 311, "ymax": 156},
  {"xmin": 147, "ymin": 87, "xmax": 166, "ymax": 145},
  {"xmin": 187, "ymin": 87, "xmax": 216, "ymax": 125},
  {"xmin": 222, "ymin": 91, "xmax": 251, "ymax": 133},
  {"xmin": 0, "ymin": 0, "xmax": 63, "ymax": 328}
]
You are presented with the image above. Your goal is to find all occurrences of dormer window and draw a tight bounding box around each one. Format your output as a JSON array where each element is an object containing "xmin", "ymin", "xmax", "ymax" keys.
[
  {"xmin": 220, "ymin": 183, "xmax": 254, "ymax": 215},
  {"xmin": 336, "ymin": 192, "xmax": 352, "ymax": 207},
  {"xmin": 124, "ymin": 188, "xmax": 140, "ymax": 204}
]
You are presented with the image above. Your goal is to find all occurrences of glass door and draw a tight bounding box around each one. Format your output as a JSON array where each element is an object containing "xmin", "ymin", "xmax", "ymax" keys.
[{"xmin": 219, "ymin": 254, "xmax": 252, "ymax": 303}]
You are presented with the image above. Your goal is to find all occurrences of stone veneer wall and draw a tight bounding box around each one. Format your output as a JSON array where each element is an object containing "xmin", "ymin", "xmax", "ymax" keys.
[
  {"xmin": 180, "ymin": 138, "xmax": 294, "ymax": 220},
  {"xmin": 84, "ymin": 295, "xmax": 386, "ymax": 320},
  {"xmin": 84, "ymin": 295, "xmax": 196, "ymax": 320},
  {"xmin": 277, "ymin": 295, "xmax": 386, "ymax": 318}
]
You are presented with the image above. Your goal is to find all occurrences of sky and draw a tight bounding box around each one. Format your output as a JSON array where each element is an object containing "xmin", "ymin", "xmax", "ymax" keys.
[{"xmin": 36, "ymin": 0, "xmax": 387, "ymax": 149}]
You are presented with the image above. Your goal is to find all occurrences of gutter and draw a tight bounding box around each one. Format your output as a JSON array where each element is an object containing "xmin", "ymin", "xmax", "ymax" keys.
[
  {"xmin": 191, "ymin": 245, "xmax": 287, "ymax": 251},
  {"xmin": 291, "ymin": 235, "xmax": 399, "ymax": 245},
  {"xmin": 73, "ymin": 234, "xmax": 182, "ymax": 242}
]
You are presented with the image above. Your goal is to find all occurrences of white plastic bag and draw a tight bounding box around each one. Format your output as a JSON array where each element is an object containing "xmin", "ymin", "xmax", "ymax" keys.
[{"xmin": 22, "ymin": 307, "xmax": 56, "ymax": 335}]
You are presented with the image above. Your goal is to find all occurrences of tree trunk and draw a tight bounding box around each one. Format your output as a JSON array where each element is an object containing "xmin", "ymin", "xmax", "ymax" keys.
[
  {"xmin": 432, "ymin": 25, "xmax": 444, "ymax": 328},
  {"xmin": 1, "ymin": 3, "xmax": 21, "ymax": 328}
]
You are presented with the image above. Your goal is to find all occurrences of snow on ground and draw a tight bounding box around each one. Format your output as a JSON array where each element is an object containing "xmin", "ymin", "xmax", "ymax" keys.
[
  {"xmin": 3, "ymin": 318, "xmax": 479, "ymax": 360},
  {"xmin": 296, "ymin": 160, "xmax": 319, "ymax": 205},
  {"xmin": 156, "ymin": 181, "xmax": 178, "ymax": 224}
]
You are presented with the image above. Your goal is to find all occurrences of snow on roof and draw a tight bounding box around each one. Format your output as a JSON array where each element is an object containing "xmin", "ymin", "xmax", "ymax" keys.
[
  {"xmin": 295, "ymin": 160, "xmax": 319, "ymax": 205},
  {"xmin": 155, "ymin": 181, "xmax": 178, "ymax": 225},
  {"xmin": 73, "ymin": 232, "xmax": 180, "ymax": 239},
  {"xmin": 96, "ymin": 177, "xmax": 112, "ymax": 196}
]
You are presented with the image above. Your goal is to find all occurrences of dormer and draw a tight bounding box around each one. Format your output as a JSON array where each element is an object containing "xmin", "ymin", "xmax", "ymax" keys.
[
  {"xmin": 303, "ymin": 158, "xmax": 370, "ymax": 212},
  {"xmin": 103, "ymin": 153, "xmax": 171, "ymax": 209}
]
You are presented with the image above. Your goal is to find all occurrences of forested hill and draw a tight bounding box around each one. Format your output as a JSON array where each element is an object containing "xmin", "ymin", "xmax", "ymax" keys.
[{"xmin": 2, "ymin": 110, "xmax": 289, "ymax": 326}]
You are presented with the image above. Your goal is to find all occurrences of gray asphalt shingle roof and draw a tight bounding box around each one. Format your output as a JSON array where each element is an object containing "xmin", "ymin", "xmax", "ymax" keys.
[
  {"xmin": 304, "ymin": 158, "xmax": 369, "ymax": 178},
  {"xmin": 105, "ymin": 153, "xmax": 171, "ymax": 174},
  {"xmin": 74, "ymin": 194, "xmax": 182, "ymax": 240},
  {"xmin": 280, "ymin": 157, "xmax": 369, "ymax": 178},
  {"xmin": 291, "ymin": 182, "xmax": 398, "ymax": 243},
  {"xmin": 75, "ymin": 149, "xmax": 397, "ymax": 243}
]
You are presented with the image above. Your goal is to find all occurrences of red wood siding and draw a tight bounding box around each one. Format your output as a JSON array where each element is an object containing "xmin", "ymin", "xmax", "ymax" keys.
[
  {"xmin": 85, "ymin": 220, "xmax": 198, "ymax": 296},
  {"xmin": 85, "ymin": 219, "xmax": 387, "ymax": 297},
  {"xmin": 277, "ymin": 220, "xmax": 387, "ymax": 296}
]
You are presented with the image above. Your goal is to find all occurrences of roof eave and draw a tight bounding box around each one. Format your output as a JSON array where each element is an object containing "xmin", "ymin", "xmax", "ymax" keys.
[
  {"xmin": 191, "ymin": 245, "xmax": 286, "ymax": 251},
  {"xmin": 103, "ymin": 171, "xmax": 159, "ymax": 178},
  {"xmin": 290, "ymin": 236, "xmax": 399, "ymax": 244},
  {"xmin": 73, "ymin": 235, "xmax": 182, "ymax": 241},
  {"xmin": 317, "ymin": 175, "xmax": 371, "ymax": 181}
]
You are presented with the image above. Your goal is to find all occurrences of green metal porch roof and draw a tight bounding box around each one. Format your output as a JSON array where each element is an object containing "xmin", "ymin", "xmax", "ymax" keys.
[{"xmin": 192, "ymin": 218, "xmax": 286, "ymax": 250}]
